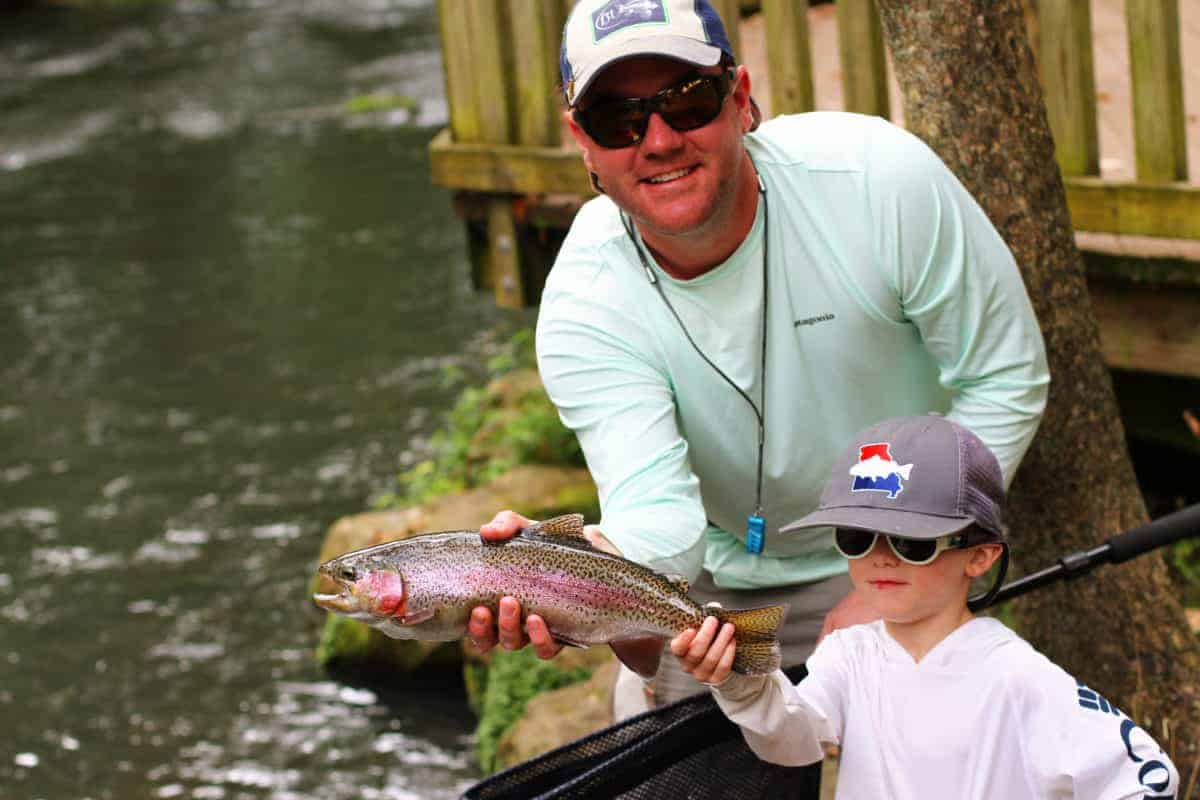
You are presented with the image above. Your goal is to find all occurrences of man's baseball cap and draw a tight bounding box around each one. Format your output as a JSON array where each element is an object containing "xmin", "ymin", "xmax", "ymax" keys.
[
  {"xmin": 782, "ymin": 415, "xmax": 1006, "ymax": 541},
  {"xmin": 559, "ymin": 0, "xmax": 734, "ymax": 107}
]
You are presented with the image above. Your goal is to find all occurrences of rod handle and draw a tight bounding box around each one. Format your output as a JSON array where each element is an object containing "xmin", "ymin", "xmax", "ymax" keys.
[{"xmin": 1106, "ymin": 502, "xmax": 1200, "ymax": 564}]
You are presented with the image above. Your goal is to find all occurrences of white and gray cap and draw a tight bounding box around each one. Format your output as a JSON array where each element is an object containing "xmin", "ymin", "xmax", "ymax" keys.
[
  {"xmin": 559, "ymin": 0, "xmax": 734, "ymax": 106},
  {"xmin": 782, "ymin": 415, "xmax": 1006, "ymax": 541}
]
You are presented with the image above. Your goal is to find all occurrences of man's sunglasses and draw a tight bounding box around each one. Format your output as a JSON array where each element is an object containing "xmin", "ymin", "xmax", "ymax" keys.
[
  {"xmin": 834, "ymin": 528, "xmax": 977, "ymax": 566},
  {"xmin": 573, "ymin": 70, "xmax": 735, "ymax": 149}
]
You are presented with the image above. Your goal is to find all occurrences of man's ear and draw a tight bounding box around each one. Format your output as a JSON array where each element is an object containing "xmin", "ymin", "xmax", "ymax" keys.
[
  {"xmin": 964, "ymin": 543, "xmax": 1003, "ymax": 578},
  {"xmin": 564, "ymin": 109, "xmax": 604, "ymax": 194},
  {"xmin": 564, "ymin": 109, "xmax": 592, "ymax": 164},
  {"xmin": 732, "ymin": 64, "xmax": 754, "ymax": 133}
]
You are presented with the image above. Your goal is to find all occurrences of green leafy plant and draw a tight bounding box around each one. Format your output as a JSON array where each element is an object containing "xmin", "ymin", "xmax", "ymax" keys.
[
  {"xmin": 474, "ymin": 648, "xmax": 596, "ymax": 774},
  {"xmin": 377, "ymin": 329, "xmax": 583, "ymax": 509},
  {"xmin": 1166, "ymin": 538, "xmax": 1200, "ymax": 607}
]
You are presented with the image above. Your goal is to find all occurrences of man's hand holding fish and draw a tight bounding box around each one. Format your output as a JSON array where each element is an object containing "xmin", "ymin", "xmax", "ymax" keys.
[{"xmin": 469, "ymin": 509, "xmax": 623, "ymax": 658}]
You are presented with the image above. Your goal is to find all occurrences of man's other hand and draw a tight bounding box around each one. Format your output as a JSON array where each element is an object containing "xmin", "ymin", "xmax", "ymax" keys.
[{"xmin": 818, "ymin": 587, "xmax": 879, "ymax": 643}]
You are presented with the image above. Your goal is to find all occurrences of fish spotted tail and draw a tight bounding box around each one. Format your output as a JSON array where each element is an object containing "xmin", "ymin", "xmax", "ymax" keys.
[{"xmin": 709, "ymin": 603, "xmax": 789, "ymax": 676}]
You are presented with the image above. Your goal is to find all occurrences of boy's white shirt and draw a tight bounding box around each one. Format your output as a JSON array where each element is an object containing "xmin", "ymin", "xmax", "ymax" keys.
[{"xmin": 714, "ymin": 617, "xmax": 1179, "ymax": 799}]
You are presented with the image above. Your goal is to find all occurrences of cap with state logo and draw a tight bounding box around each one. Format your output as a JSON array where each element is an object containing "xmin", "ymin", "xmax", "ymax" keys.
[
  {"xmin": 559, "ymin": 0, "xmax": 734, "ymax": 106},
  {"xmin": 781, "ymin": 415, "xmax": 1007, "ymax": 541}
]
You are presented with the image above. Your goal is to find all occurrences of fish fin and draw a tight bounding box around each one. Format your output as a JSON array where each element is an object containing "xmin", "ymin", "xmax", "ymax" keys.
[
  {"xmin": 551, "ymin": 632, "xmax": 589, "ymax": 649},
  {"xmin": 400, "ymin": 607, "xmax": 435, "ymax": 625},
  {"xmin": 523, "ymin": 514, "xmax": 586, "ymax": 538},
  {"xmin": 609, "ymin": 635, "xmax": 665, "ymax": 679},
  {"xmin": 714, "ymin": 603, "xmax": 789, "ymax": 676},
  {"xmin": 664, "ymin": 574, "xmax": 690, "ymax": 594}
]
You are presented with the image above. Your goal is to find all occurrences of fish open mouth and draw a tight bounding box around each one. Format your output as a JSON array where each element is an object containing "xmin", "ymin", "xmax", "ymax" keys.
[
  {"xmin": 312, "ymin": 589, "xmax": 360, "ymax": 614},
  {"xmin": 313, "ymin": 561, "xmax": 366, "ymax": 616}
]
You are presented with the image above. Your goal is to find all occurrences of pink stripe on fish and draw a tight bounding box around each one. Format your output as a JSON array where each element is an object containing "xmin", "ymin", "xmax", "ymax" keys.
[{"xmin": 497, "ymin": 566, "xmax": 650, "ymax": 609}]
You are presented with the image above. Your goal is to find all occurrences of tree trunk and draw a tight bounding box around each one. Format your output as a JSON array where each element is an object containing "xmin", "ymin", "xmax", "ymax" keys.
[{"xmin": 873, "ymin": 0, "xmax": 1200, "ymax": 778}]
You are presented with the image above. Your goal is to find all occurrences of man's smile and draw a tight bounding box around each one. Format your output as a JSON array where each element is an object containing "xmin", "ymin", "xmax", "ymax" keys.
[{"xmin": 642, "ymin": 165, "xmax": 698, "ymax": 184}]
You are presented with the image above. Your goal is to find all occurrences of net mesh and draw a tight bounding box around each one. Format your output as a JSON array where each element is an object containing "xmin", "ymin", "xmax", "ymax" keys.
[{"xmin": 462, "ymin": 665, "xmax": 821, "ymax": 800}]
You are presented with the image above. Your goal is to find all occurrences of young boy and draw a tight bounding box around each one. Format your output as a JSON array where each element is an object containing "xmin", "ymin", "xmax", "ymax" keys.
[{"xmin": 672, "ymin": 415, "xmax": 1180, "ymax": 799}]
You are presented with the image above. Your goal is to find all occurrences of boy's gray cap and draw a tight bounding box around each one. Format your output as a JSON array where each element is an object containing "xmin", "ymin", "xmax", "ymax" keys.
[
  {"xmin": 559, "ymin": 0, "xmax": 734, "ymax": 106},
  {"xmin": 782, "ymin": 415, "xmax": 1006, "ymax": 541}
]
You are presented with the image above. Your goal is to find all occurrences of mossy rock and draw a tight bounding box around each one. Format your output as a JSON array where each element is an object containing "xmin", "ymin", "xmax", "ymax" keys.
[
  {"xmin": 494, "ymin": 657, "xmax": 617, "ymax": 771},
  {"xmin": 316, "ymin": 613, "xmax": 459, "ymax": 670},
  {"xmin": 475, "ymin": 645, "xmax": 614, "ymax": 775}
]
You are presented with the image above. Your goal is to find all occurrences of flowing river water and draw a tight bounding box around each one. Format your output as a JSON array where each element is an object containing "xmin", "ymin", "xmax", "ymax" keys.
[{"xmin": 0, "ymin": 2, "xmax": 531, "ymax": 797}]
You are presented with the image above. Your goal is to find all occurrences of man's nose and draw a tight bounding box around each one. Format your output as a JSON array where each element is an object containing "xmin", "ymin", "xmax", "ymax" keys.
[{"xmin": 640, "ymin": 112, "xmax": 685, "ymax": 154}]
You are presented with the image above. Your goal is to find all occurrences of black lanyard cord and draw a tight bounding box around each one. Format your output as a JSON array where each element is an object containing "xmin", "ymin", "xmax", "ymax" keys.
[{"xmin": 620, "ymin": 160, "xmax": 770, "ymax": 531}]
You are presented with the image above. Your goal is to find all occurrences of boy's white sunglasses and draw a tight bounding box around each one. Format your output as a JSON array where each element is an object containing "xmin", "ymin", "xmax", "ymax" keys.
[{"xmin": 834, "ymin": 528, "xmax": 974, "ymax": 566}]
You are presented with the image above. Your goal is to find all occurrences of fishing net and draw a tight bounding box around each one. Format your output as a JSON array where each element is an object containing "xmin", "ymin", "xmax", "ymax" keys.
[{"xmin": 461, "ymin": 665, "xmax": 821, "ymax": 800}]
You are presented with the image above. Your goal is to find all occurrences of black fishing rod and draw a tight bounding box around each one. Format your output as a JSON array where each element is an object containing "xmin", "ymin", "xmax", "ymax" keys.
[{"xmin": 985, "ymin": 501, "xmax": 1200, "ymax": 607}]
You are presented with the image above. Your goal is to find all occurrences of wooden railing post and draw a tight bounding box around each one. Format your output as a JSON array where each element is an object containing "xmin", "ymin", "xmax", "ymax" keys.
[
  {"xmin": 1038, "ymin": 0, "xmax": 1100, "ymax": 176},
  {"xmin": 761, "ymin": 0, "xmax": 815, "ymax": 115},
  {"xmin": 467, "ymin": 1, "xmax": 516, "ymax": 145},
  {"xmin": 836, "ymin": 0, "xmax": 890, "ymax": 118},
  {"xmin": 437, "ymin": 0, "xmax": 482, "ymax": 143},
  {"xmin": 1126, "ymin": 0, "xmax": 1188, "ymax": 182},
  {"xmin": 512, "ymin": 0, "xmax": 568, "ymax": 147},
  {"xmin": 437, "ymin": 0, "xmax": 529, "ymax": 308}
]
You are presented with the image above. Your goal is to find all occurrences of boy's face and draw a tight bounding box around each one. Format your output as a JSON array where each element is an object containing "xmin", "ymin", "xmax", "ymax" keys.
[{"xmin": 847, "ymin": 536, "xmax": 1002, "ymax": 624}]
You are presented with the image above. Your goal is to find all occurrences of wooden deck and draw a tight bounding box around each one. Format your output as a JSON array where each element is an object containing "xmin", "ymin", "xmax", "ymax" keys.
[
  {"xmin": 738, "ymin": 0, "xmax": 1200, "ymax": 262},
  {"xmin": 428, "ymin": 0, "xmax": 1200, "ymax": 391},
  {"xmin": 734, "ymin": 1, "xmax": 1200, "ymax": 386}
]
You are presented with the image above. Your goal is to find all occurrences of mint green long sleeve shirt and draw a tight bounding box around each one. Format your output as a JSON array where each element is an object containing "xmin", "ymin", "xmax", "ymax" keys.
[{"xmin": 535, "ymin": 112, "xmax": 1049, "ymax": 588}]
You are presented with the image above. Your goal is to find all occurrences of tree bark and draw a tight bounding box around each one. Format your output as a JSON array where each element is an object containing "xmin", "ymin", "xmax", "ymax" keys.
[{"xmin": 873, "ymin": 0, "xmax": 1199, "ymax": 778}]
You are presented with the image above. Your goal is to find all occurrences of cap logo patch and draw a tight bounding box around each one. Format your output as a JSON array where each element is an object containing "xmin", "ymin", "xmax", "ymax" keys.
[
  {"xmin": 849, "ymin": 442, "xmax": 913, "ymax": 499},
  {"xmin": 591, "ymin": 0, "xmax": 668, "ymax": 41}
]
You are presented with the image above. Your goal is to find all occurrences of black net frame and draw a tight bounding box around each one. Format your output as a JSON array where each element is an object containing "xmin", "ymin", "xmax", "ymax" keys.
[{"xmin": 462, "ymin": 665, "xmax": 821, "ymax": 800}]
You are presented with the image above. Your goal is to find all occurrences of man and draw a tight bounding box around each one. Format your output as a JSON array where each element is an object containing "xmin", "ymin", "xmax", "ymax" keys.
[{"xmin": 469, "ymin": 0, "xmax": 1049, "ymax": 718}]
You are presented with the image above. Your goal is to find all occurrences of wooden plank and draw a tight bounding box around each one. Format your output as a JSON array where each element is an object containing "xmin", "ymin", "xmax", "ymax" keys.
[
  {"xmin": 835, "ymin": 0, "xmax": 890, "ymax": 118},
  {"xmin": 1038, "ymin": 0, "xmax": 1100, "ymax": 176},
  {"xmin": 467, "ymin": 0, "xmax": 516, "ymax": 144},
  {"xmin": 487, "ymin": 198, "xmax": 525, "ymax": 308},
  {"xmin": 1065, "ymin": 177, "xmax": 1200, "ymax": 240},
  {"xmin": 1091, "ymin": 281, "xmax": 1200, "ymax": 379},
  {"xmin": 428, "ymin": 129, "xmax": 593, "ymax": 195},
  {"xmin": 511, "ymin": 0, "xmax": 567, "ymax": 147},
  {"xmin": 761, "ymin": 0, "xmax": 815, "ymax": 115},
  {"xmin": 1125, "ymin": 0, "xmax": 1187, "ymax": 181},
  {"xmin": 429, "ymin": 133, "xmax": 1200, "ymax": 242},
  {"xmin": 710, "ymin": 0, "xmax": 742, "ymax": 62},
  {"xmin": 436, "ymin": 0, "xmax": 481, "ymax": 142}
]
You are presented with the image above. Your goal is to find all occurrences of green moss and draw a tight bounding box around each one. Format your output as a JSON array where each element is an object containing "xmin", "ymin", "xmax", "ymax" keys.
[
  {"xmin": 1167, "ymin": 538, "xmax": 1200, "ymax": 607},
  {"xmin": 316, "ymin": 613, "xmax": 460, "ymax": 671},
  {"xmin": 343, "ymin": 92, "xmax": 418, "ymax": 116},
  {"xmin": 462, "ymin": 659, "xmax": 490, "ymax": 716},
  {"xmin": 376, "ymin": 329, "xmax": 585, "ymax": 510},
  {"xmin": 474, "ymin": 648, "xmax": 596, "ymax": 774},
  {"xmin": 316, "ymin": 614, "xmax": 373, "ymax": 666}
]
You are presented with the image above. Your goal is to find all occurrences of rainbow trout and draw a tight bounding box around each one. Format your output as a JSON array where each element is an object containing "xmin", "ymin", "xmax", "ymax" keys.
[{"xmin": 313, "ymin": 514, "xmax": 787, "ymax": 677}]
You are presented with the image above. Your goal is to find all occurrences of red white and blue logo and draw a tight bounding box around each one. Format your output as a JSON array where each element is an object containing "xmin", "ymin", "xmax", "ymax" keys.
[
  {"xmin": 849, "ymin": 442, "xmax": 913, "ymax": 499},
  {"xmin": 591, "ymin": 0, "xmax": 668, "ymax": 41}
]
